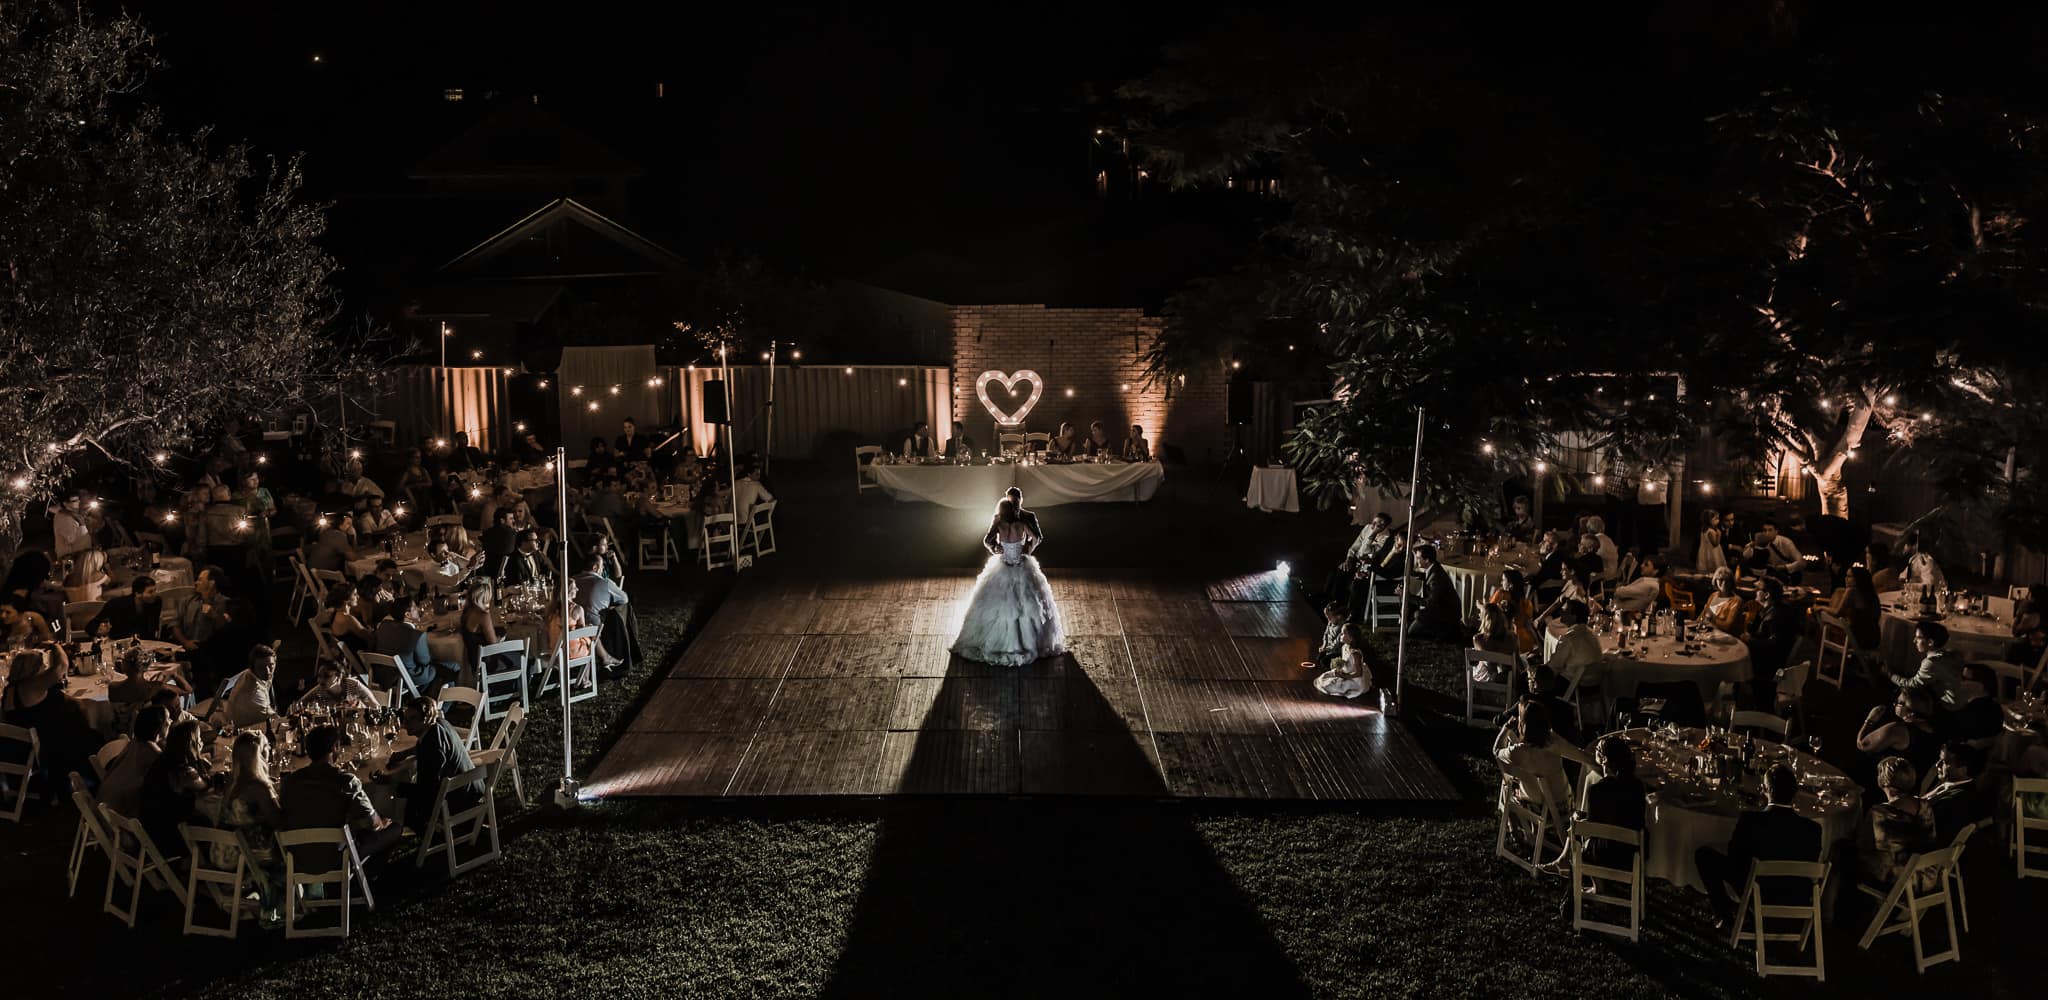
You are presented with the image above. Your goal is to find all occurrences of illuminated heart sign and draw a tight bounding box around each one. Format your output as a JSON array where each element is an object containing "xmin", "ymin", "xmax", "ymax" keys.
[{"xmin": 974, "ymin": 369, "xmax": 1044, "ymax": 426}]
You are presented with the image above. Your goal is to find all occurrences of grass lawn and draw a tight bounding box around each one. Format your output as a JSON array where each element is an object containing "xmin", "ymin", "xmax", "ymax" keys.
[{"xmin": 4, "ymin": 468, "xmax": 2042, "ymax": 998}]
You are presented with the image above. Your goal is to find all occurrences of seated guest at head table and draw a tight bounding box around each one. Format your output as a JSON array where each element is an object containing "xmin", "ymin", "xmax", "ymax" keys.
[
  {"xmin": 1085, "ymin": 421, "xmax": 1111, "ymax": 457},
  {"xmin": 1048, "ymin": 422, "xmax": 1080, "ymax": 458},
  {"xmin": 1122, "ymin": 424, "xmax": 1150, "ymax": 462},
  {"xmin": 946, "ymin": 421, "xmax": 976, "ymax": 459}
]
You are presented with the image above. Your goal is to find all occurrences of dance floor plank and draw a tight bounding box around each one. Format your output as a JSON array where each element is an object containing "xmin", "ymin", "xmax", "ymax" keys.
[
  {"xmin": 727, "ymin": 731, "xmax": 886, "ymax": 796},
  {"xmin": 667, "ymin": 635, "xmax": 803, "ymax": 679},
  {"xmin": 1125, "ymin": 634, "xmax": 1253, "ymax": 681},
  {"xmin": 590, "ymin": 570, "xmax": 1453, "ymax": 801},
  {"xmin": 1213, "ymin": 600, "xmax": 1321, "ymax": 639},
  {"xmin": 876, "ymin": 730, "xmax": 1020, "ymax": 794},
  {"xmin": 1115, "ymin": 597, "xmax": 1228, "ymax": 637},
  {"xmin": 784, "ymin": 635, "xmax": 960, "ymax": 678},
  {"xmin": 1230, "ymin": 636, "xmax": 1321, "ymax": 682},
  {"xmin": 760, "ymin": 678, "xmax": 898, "ymax": 731}
]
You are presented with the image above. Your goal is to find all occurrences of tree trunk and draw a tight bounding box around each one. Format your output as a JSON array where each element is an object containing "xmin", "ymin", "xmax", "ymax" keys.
[{"xmin": 1809, "ymin": 403, "xmax": 1873, "ymax": 519}]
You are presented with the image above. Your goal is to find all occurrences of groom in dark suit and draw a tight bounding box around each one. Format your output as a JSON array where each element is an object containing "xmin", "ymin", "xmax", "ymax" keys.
[{"xmin": 985, "ymin": 486, "xmax": 1046, "ymax": 550}]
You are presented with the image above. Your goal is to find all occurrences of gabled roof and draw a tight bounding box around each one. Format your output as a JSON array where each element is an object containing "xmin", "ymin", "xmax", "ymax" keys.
[
  {"xmin": 410, "ymin": 103, "xmax": 644, "ymax": 181},
  {"xmin": 440, "ymin": 198, "xmax": 685, "ymax": 280},
  {"xmin": 409, "ymin": 283, "xmax": 566, "ymax": 323}
]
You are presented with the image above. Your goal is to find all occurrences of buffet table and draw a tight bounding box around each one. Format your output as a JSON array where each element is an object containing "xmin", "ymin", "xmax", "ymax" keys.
[{"xmin": 872, "ymin": 461, "xmax": 1164, "ymax": 508}]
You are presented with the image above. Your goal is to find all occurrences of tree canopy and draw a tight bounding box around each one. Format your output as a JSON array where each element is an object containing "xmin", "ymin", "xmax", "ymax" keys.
[
  {"xmin": 1121, "ymin": 9, "xmax": 2048, "ymax": 543},
  {"xmin": 0, "ymin": 1, "xmax": 370, "ymax": 553}
]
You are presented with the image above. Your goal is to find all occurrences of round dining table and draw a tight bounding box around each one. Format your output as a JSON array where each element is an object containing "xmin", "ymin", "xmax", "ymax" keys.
[
  {"xmin": 1876, "ymin": 591, "xmax": 2013, "ymax": 672},
  {"xmin": 36, "ymin": 639, "xmax": 191, "ymax": 734},
  {"xmin": 206, "ymin": 713, "xmax": 418, "ymax": 817},
  {"xmin": 1545, "ymin": 621, "xmax": 1753, "ymax": 702},
  {"xmin": 1439, "ymin": 546, "xmax": 1540, "ymax": 626},
  {"xmin": 1614, "ymin": 726, "xmax": 1862, "ymax": 891}
]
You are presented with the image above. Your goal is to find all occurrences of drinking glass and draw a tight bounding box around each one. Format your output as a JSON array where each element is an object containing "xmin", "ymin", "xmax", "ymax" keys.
[{"xmin": 1805, "ymin": 734, "xmax": 1822, "ymax": 758}]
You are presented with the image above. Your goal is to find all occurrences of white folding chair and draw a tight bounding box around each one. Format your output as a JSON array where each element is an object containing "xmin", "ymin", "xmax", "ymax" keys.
[
  {"xmin": 180, "ymin": 823, "xmax": 251, "ymax": 938},
  {"xmin": 1463, "ymin": 648, "xmax": 1517, "ymax": 726},
  {"xmin": 2015, "ymin": 776, "xmax": 2048, "ymax": 880},
  {"xmin": 100, "ymin": 804, "xmax": 189, "ymax": 927},
  {"xmin": 1814, "ymin": 612, "xmax": 1852, "ymax": 689},
  {"xmin": 636, "ymin": 525, "xmax": 677, "ymax": 571},
  {"xmin": 279, "ymin": 826, "xmax": 374, "ymax": 939},
  {"xmin": 1730, "ymin": 710, "xmax": 1790, "ymax": 740},
  {"xmin": 1730, "ymin": 860, "xmax": 1829, "ymax": 980},
  {"xmin": 62, "ymin": 600, "xmax": 106, "ymax": 642},
  {"xmin": 358, "ymin": 651, "xmax": 422, "ymax": 701},
  {"xmin": 701, "ymin": 514, "xmax": 737, "ymax": 571},
  {"xmin": 743, "ymin": 499, "xmax": 778, "ymax": 558},
  {"xmin": 194, "ymin": 673, "xmax": 240, "ymax": 727},
  {"xmin": 414, "ymin": 749, "xmax": 504, "ymax": 877},
  {"xmin": 488, "ymin": 704, "xmax": 529, "ymax": 806},
  {"xmin": 90, "ymin": 737, "xmax": 131, "ymax": 783},
  {"xmin": 1568, "ymin": 821, "xmax": 1644, "ymax": 941},
  {"xmin": 1557, "ymin": 658, "xmax": 1603, "ymax": 732},
  {"xmin": 535, "ymin": 626, "xmax": 602, "ymax": 706},
  {"xmin": 437, "ymin": 685, "xmax": 486, "ymax": 750},
  {"xmin": 476, "ymin": 638, "xmax": 530, "ymax": 723},
  {"xmin": 1773, "ymin": 661, "xmax": 1811, "ymax": 737},
  {"xmin": 1857, "ymin": 844, "xmax": 1966, "ymax": 973},
  {"xmin": 67, "ymin": 773, "xmax": 116, "ymax": 898},
  {"xmin": 1365, "ymin": 579, "xmax": 1405, "ymax": 634},
  {"xmin": 854, "ymin": 445, "xmax": 883, "ymax": 492},
  {"xmin": 1495, "ymin": 766, "xmax": 1566, "ymax": 877},
  {"xmin": 0, "ymin": 723, "xmax": 40, "ymax": 822},
  {"xmin": 285, "ymin": 554, "xmax": 314, "ymax": 625}
]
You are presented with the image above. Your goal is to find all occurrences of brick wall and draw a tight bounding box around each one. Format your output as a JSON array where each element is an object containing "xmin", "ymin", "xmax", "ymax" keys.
[{"xmin": 950, "ymin": 305, "xmax": 1229, "ymax": 464}]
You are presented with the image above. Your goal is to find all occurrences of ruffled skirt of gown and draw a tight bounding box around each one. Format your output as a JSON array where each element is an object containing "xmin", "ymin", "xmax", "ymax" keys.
[{"xmin": 949, "ymin": 553, "xmax": 1067, "ymax": 667}]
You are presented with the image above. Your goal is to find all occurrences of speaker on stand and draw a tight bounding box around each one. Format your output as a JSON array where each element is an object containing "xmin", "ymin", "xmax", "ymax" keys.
[{"xmin": 1217, "ymin": 379, "xmax": 1253, "ymax": 484}]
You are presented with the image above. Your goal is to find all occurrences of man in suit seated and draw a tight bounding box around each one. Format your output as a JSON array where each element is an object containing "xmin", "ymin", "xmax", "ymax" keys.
[
  {"xmin": 1694, "ymin": 764, "xmax": 1823, "ymax": 927},
  {"xmin": 371, "ymin": 595, "xmax": 457, "ymax": 695},
  {"xmin": 281, "ymin": 725, "xmax": 399, "ymax": 871},
  {"xmin": 1406, "ymin": 544, "xmax": 1466, "ymax": 643},
  {"xmin": 1922, "ymin": 741, "xmax": 1992, "ymax": 845},
  {"xmin": 501, "ymin": 529, "xmax": 547, "ymax": 587},
  {"xmin": 89, "ymin": 576, "xmax": 162, "ymax": 640},
  {"xmin": 480, "ymin": 507, "xmax": 519, "ymax": 581}
]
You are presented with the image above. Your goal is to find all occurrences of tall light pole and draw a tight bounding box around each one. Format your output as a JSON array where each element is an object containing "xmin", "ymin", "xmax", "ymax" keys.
[
  {"xmin": 1392, "ymin": 407, "xmax": 1424, "ymax": 718},
  {"xmin": 551, "ymin": 445, "xmax": 579, "ymax": 808},
  {"xmin": 764, "ymin": 340, "xmax": 777, "ymax": 477},
  {"xmin": 718, "ymin": 341, "xmax": 742, "ymax": 572}
]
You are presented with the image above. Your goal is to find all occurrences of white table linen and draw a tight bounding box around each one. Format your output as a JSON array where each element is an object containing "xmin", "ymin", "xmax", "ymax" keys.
[
  {"xmin": 1244, "ymin": 466, "xmax": 1300, "ymax": 513},
  {"xmin": 1545, "ymin": 623, "xmax": 1753, "ymax": 701},
  {"xmin": 1876, "ymin": 591, "xmax": 2012, "ymax": 672},
  {"xmin": 872, "ymin": 462, "xmax": 1164, "ymax": 508}
]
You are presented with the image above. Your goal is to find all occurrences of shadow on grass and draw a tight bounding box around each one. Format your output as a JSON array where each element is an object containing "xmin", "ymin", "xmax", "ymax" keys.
[{"xmin": 823, "ymin": 651, "xmax": 1311, "ymax": 998}]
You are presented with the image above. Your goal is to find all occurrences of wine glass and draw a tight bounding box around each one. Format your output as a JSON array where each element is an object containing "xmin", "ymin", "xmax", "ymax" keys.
[{"xmin": 1804, "ymin": 734, "xmax": 1822, "ymax": 757}]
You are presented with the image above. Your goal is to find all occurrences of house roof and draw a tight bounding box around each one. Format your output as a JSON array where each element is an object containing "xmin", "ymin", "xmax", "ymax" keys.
[
  {"xmin": 408, "ymin": 283, "xmax": 566, "ymax": 323},
  {"xmin": 440, "ymin": 198, "xmax": 686, "ymax": 280},
  {"xmin": 409, "ymin": 103, "xmax": 644, "ymax": 181}
]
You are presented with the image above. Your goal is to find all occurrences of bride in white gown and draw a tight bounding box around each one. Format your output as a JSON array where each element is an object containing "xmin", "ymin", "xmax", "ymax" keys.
[{"xmin": 950, "ymin": 498, "xmax": 1066, "ymax": 667}]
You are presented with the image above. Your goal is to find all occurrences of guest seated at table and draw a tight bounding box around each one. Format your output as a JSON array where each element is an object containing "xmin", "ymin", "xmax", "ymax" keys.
[
  {"xmin": 1085, "ymin": 420, "xmax": 1112, "ymax": 458},
  {"xmin": 1746, "ymin": 578, "xmax": 1802, "ymax": 689},
  {"xmin": 502, "ymin": 529, "xmax": 548, "ymax": 587},
  {"xmin": 901, "ymin": 420, "xmax": 938, "ymax": 460},
  {"xmin": 1896, "ymin": 621, "xmax": 1964, "ymax": 711},
  {"xmin": 1863, "ymin": 541, "xmax": 1900, "ymax": 593},
  {"xmin": 1857, "ymin": 688, "xmax": 1940, "ymax": 782},
  {"xmin": 214, "ymin": 729, "xmax": 285, "ymax": 921},
  {"xmin": 1898, "ymin": 532, "xmax": 1947, "ymax": 593},
  {"xmin": 589, "ymin": 533, "xmax": 627, "ymax": 587},
  {"xmin": 1122, "ymin": 424, "xmax": 1150, "ymax": 462},
  {"xmin": 425, "ymin": 538, "xmax": 468, "ymax": 581},
  {"xmin": 1048, "ymin": 422, "xmax": 1080, "ymax": 459},
  {"xmin": 303, "ymin": 516, "xmax": 358, "ymax": 574},
  {"xmin": 443, "ymin": 431, "xmax": 483, "ymax": 474},
  {"xmin": 138, "ymin": 719, "xmax": 211, "ymax": 855},
  {"xmin": 1609, "ymin": 556, "xmax": 1666, "ymax": 614},
  {"xmin": 1509, "ymin": 663, "xmax": 1585, "ymax": 746},
  {"xmin": 88, "ymin": 577, "xmax": 161, "ymax": 641},
  {"xmin": 1700, "ymin": 568, "xmax": 1751, "ymax": 637},
  {"xmin": 574, "ymin": 553, "xmax": 630, "ymax": 670},
  {"xmin": 1857, "ymin": 756, "xmax": 1936, "ymax": 886},
  {"xmin": 1472, "ymin": 602, "xmax": 1520, "ymax": 660},
  {"xmin": 1488, "ymin": 569, "xmax": 1539, "ymax": 656},
  {"xmin": 514, "ymin": 431, "xmax": 550, "ymax": 467},
  {"xmin": 1405, "ymin": 545, "xmax": 1465, "ymax": 643},
  {"xmin": 281, "ymin": 725, "xmax": 399, "ymax": 866},
  {"xmin": 1922, "ymin": 741, "xmax": 1991, "ymax": 845},
  {"xmin": 216, "ymin": 644, "xmax": 279, "ymax": 730},
  {"xmin": 2007, "ymin": 626, "xmax": 2048, "ymax": 677},
  {"xmin": 456, "ymin": 581, "xmax": 514, "ymax": 678},
  {"xmin": 735, "ymin": 467, "xmax": 774, "ymax": 520},
  {"xmin": 1940, "ymin": 662, "xmax": 2002, "ymax": 747},
  {"xmin": 359, "ymin": 494, "xmax": 401, "ymax": 537},
  {"xmin": 381, "ymin": 696, "xmax": 482, "ymax": 835},
  {"xmin": 1741, "ymin": 520, "xmax": 1805, "ymax": 581},
  {"xmin": 1, "ymin": 598, "xmax": 66, "ymax": 653},
  {"xmin": 295, "ymin": 659, "xmax": 378, "ymax": 712},
  {"xmin": 1826, "ymin": 564, "xmax": 1883, "ymax": 651},
  {"xmin": 1577, "ymin": 735, "xmax": 1647, "ymax": 868},
  {"xmin": 1536, "ymin": 559, "xmax": 1603, "ymax": 623},
  {"xmin": 317, "ymin": 585, "xmax": 371, "ymax": 654},
  {"xmin": 373, "ymin": 595, "xmax": 457, "ymax": 695},
  {"xmin": 1494, "ymin": 699, "xmax": 1593, "ymax": 812},
  {"xmin": 1326, "ymin": 512, "xmax": 1395, "ymax": 611},
  {"xmin": 2, "ymin": 648, "xmax": 99, "ymax": 794},
  {"xmin": 2012, "ymin": 583, "xmax": 2045, "ymax": 637},
  {"xmin": 1525, "ymin": 529, "xmax": 1572, "ymax": 590},
  {"xmin": 481, "ymin": 483, "xmax": 531, "ymax": 533},
  {"xmin": 480, "ymin": 507, "xmax": 519, "ymax": 580},
  {"xmin": 1583, "ymin": 517, "xmax": 1620, "ymax": 583},
  {"xmin": 584, "ymin": 437, "xmax": 621, "ymax": 482},
  {"xmin": 1312, "ymin": 623, "xmax": 1373, "ymax": 700},
  {"xmin": 614, "ymin": 418, "xmax": 650, "ymax": 464},
  {"xmin": 944, "ymin": 421, "xmax": 977, "ymax": 460},
  {"xmin": 1695, "ymin": 764, "xmax": 1823, "ymax": 927},
  {"xmin": 1503, "ymin": 495, "xmax": 1537, "ymax": 544},
  {"xmin": 99, "ymin": 706, "xmax": 170, "ymax": 816},
  {"xmin": 1541, "ymin": 599, "xmax": 1603, "ymax": 690},
  {"xmin": 355, "ymin": 575, "xmax": 392, "ymax": 629}
]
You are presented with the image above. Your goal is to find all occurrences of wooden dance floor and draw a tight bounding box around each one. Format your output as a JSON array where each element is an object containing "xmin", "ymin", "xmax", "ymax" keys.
[{"xmin": 584, "ymin": 570, "xmax": 1456, "ymax": 801}]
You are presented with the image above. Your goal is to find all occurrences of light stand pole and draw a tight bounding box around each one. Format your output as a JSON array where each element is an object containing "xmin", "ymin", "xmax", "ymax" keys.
[
  {"xmin": 551, "ymin": 445, "xmax": 579, "ymax": 809},
  {"xmin": 1392, "ymin": 407, "xmax": 1424, "ymax": 718},
  {"xmin": 718, "ymin": 342, "xmax": 742, "ymax": 572},
  {"xmin": 764, "ymin": 340, "xmax": 777, "ymax": 478}
]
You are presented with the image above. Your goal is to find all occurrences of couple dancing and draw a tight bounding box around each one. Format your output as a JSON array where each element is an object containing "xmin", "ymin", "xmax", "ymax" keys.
[{"xmin": 950, "ymin": 486, "xmax": 1068, "ymax": 667}]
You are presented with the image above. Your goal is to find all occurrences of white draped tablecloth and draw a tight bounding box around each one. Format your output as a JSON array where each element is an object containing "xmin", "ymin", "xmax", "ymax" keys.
[
  {"xmin": 872, "ymin": 462, "xmax": 1164, "ymax": 508},
  {"xmin": 1546, "ymin": 623, "xmax": 1753, "ymax": 701},
  {"xmin": 503, "ymin": 467, "xmax": 556, "ymax": 492},
  {"xmin": 1439, "ymin": 547, "xmax": 1539, "ymax": 626},
  {"xmin": 1616, "ymin": 727, "xmax": 1861, "ymax": 890},
  {"xmin": 1876, "ymin": 591, "xmax": 2012, "ymax": 673},
  {"xmin": 1244, "ymin": 466, "xmax": 1300, "ymax": 513}
]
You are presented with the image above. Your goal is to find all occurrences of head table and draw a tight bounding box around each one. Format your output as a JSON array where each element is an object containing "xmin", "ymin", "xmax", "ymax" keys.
[
  {"xmin": 871, "ymin": 459, "xmax": 1164, "ymax": 508},
  {"xmin": 1614, "ymin": 726, "xmax": 1860, "ymax": 891}
]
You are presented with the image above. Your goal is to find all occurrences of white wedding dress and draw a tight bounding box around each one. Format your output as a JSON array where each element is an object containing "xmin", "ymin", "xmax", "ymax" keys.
[{"xmin": 950, "ymin": 538, "xmax": 1066, "ymax": 667}]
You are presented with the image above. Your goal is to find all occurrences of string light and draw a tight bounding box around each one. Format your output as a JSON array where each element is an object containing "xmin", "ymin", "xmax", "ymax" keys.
[
  {"xmin": 1120, "ymin": 383, "xmax": 1130, "ymax": 391},
  {"xmin": 348, "ymin": 449, "xmax": 362, "ymax": 461},
  {"xmin": 537, "ymin": 380, "xmax": 549, "ymax": 389},
  {"xmin": 844, "ymin": 367, "xmax": 853, "ymax": 375},
  {"xmin": 571, "ymin": 386, "xmax": 584, "ymax": 396},
  {"xmin": 44, "ymin": 442, "xmax": 60, "ymax": 453},
  {"xmin": 1820, "ymin": 400, "xmax": 1832, "ymax": 410},
  {"xmin": 434, "ymin": 438, "xmax": 448, "ymax": 449},
  {"xmin": 255, "ymin": 454, "xmax": 268, "ymax": 466},
  {"xmin": 316, "ymin": 516, "xmax": 330, "ymax": 529},
  {"xmin": 761, "ymin": 351, "xmax": 771, "ymax": 361},
  {"xmin": 1480, "ymin": 443, "xmax": 1494, "ymax": 455},
  {"xmin": 1064, "ymin": 388, "xmax": 1075, "ymax": 397},
  {"xmin": 514, "ymin": 422, "xmax": 527, "ymax": 433},
  {"xmin": 1700, "ymin": 482, "xmax": 1714, "ymax": 494},
  {"xmin": 1229, "ymin": 360, "xmax": 1242, "ymax": 370},
  {"xmin": 1592, "ymin": 474, "xmax": 1605, "ymax": 486},
  {"xmin": 587, "ymin": 401, "xmax": 600, "ymax": 412},
  {"xmin": 152, "ymin": 452, "xmax": 169, "ymax": 465},
  {"xmin": 1883, "ymin": 394, "xmax": 1897, "ymax": 406},
  {"xmin": 791, "ymin": 349, "xmax": 803, "ymax": 360},
  {"xmin": 234, "ymin": 517, "xmax": 252, "ymax": 533},
  {"xmin": 898, "ymin": 378, "xmax": 908, "ymax": 387},
  {"xmin": 1534, "ymin": 461, "xmax": 1548, "ymax": 474},
  {"xmin": 470, "ymin": 350, "xmax": 484, "ymax": 360},
  {"xmin": 501, "ymin": 368, "xmax": 514, "ymax": 376},
  {"xmin": 10, "ymin": 475, "xmax": 29, "ymax": 491},
  {"xmin": 163, "ymin": 510, "xmax": 178, "ymax": 523},
  {"xmin": 608, "ymin": 385, "xmax": 621, "ymax": 396},
  {"xmin": 1919, "ymin": 412, "xmax": 1932, "ymax": 422},
  {"xmin": 647, "ymin": 376, "xmax": 664, "ymax": 387},
  {"xmin": 469, "ymin": 487, "xmax": 483, "ymax": 499}
]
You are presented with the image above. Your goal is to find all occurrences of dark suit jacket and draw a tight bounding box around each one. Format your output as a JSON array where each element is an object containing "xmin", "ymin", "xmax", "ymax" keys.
[
  {"xmin": 1582, "ymin": 773, "xmax": 1647, "ymax": 865},
  {"xmin": 90, "ymin": 595, "xmax": 160, "ymax": 640},
  {"xmin": 1416, "ymin": 565, "xmax": 1463, "ymax": 629},
  {"xmin": 481, "ymin": 525, "xmax": 517, "ymax": 579},
  {"xmin": 983, "ymin": 510, "xmax": 1044, "ymax": 550},
  {"xmin": 503, "ymin": 551, "xmax": 545, "ymax": 587},
  {"xmin": 1727, "ymin": 804, "xmax": 1823, "ymax": 902},
  {"xmin": 1748, "ymin": 602, "xmax": 1802, "ymax": 675}
]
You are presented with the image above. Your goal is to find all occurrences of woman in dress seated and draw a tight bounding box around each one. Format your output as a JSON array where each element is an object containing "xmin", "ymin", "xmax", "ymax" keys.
[
  {"xmin": 1, "ymin": 648, "xmax": 101, "ymax": 791},
  {"xmin": 1701, "ymin": 567, "xmax": 1750, "ymax": 636},
  {"xmin": 1856, "ymin": 688, "xmax": 1940, "ymax": 785},
  {"xmin": 1313, "ymin": 623, "xmax": 1374, "ymax": 700},
  {"xmin": 1494, "ymin": 699, "xmax": 1593, "ymax": 811},
  {"xmin": 1489, "ymin": 569, "xmax": 1538, "ymax": 656},
  {"xmin": 316, "ymin": 585, "xmax": 371, "ymax": 653},
  {"xmin": 1856, "ymin": 756, "xmax": 1936, "ymax": 886},
  {"xmin": 1472, "ymin": 602, "xmax": 1520, "ymax": 663},
  {"xmin": 213, "ymin": 730, "xmax": 284, "ymax": 922}
]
